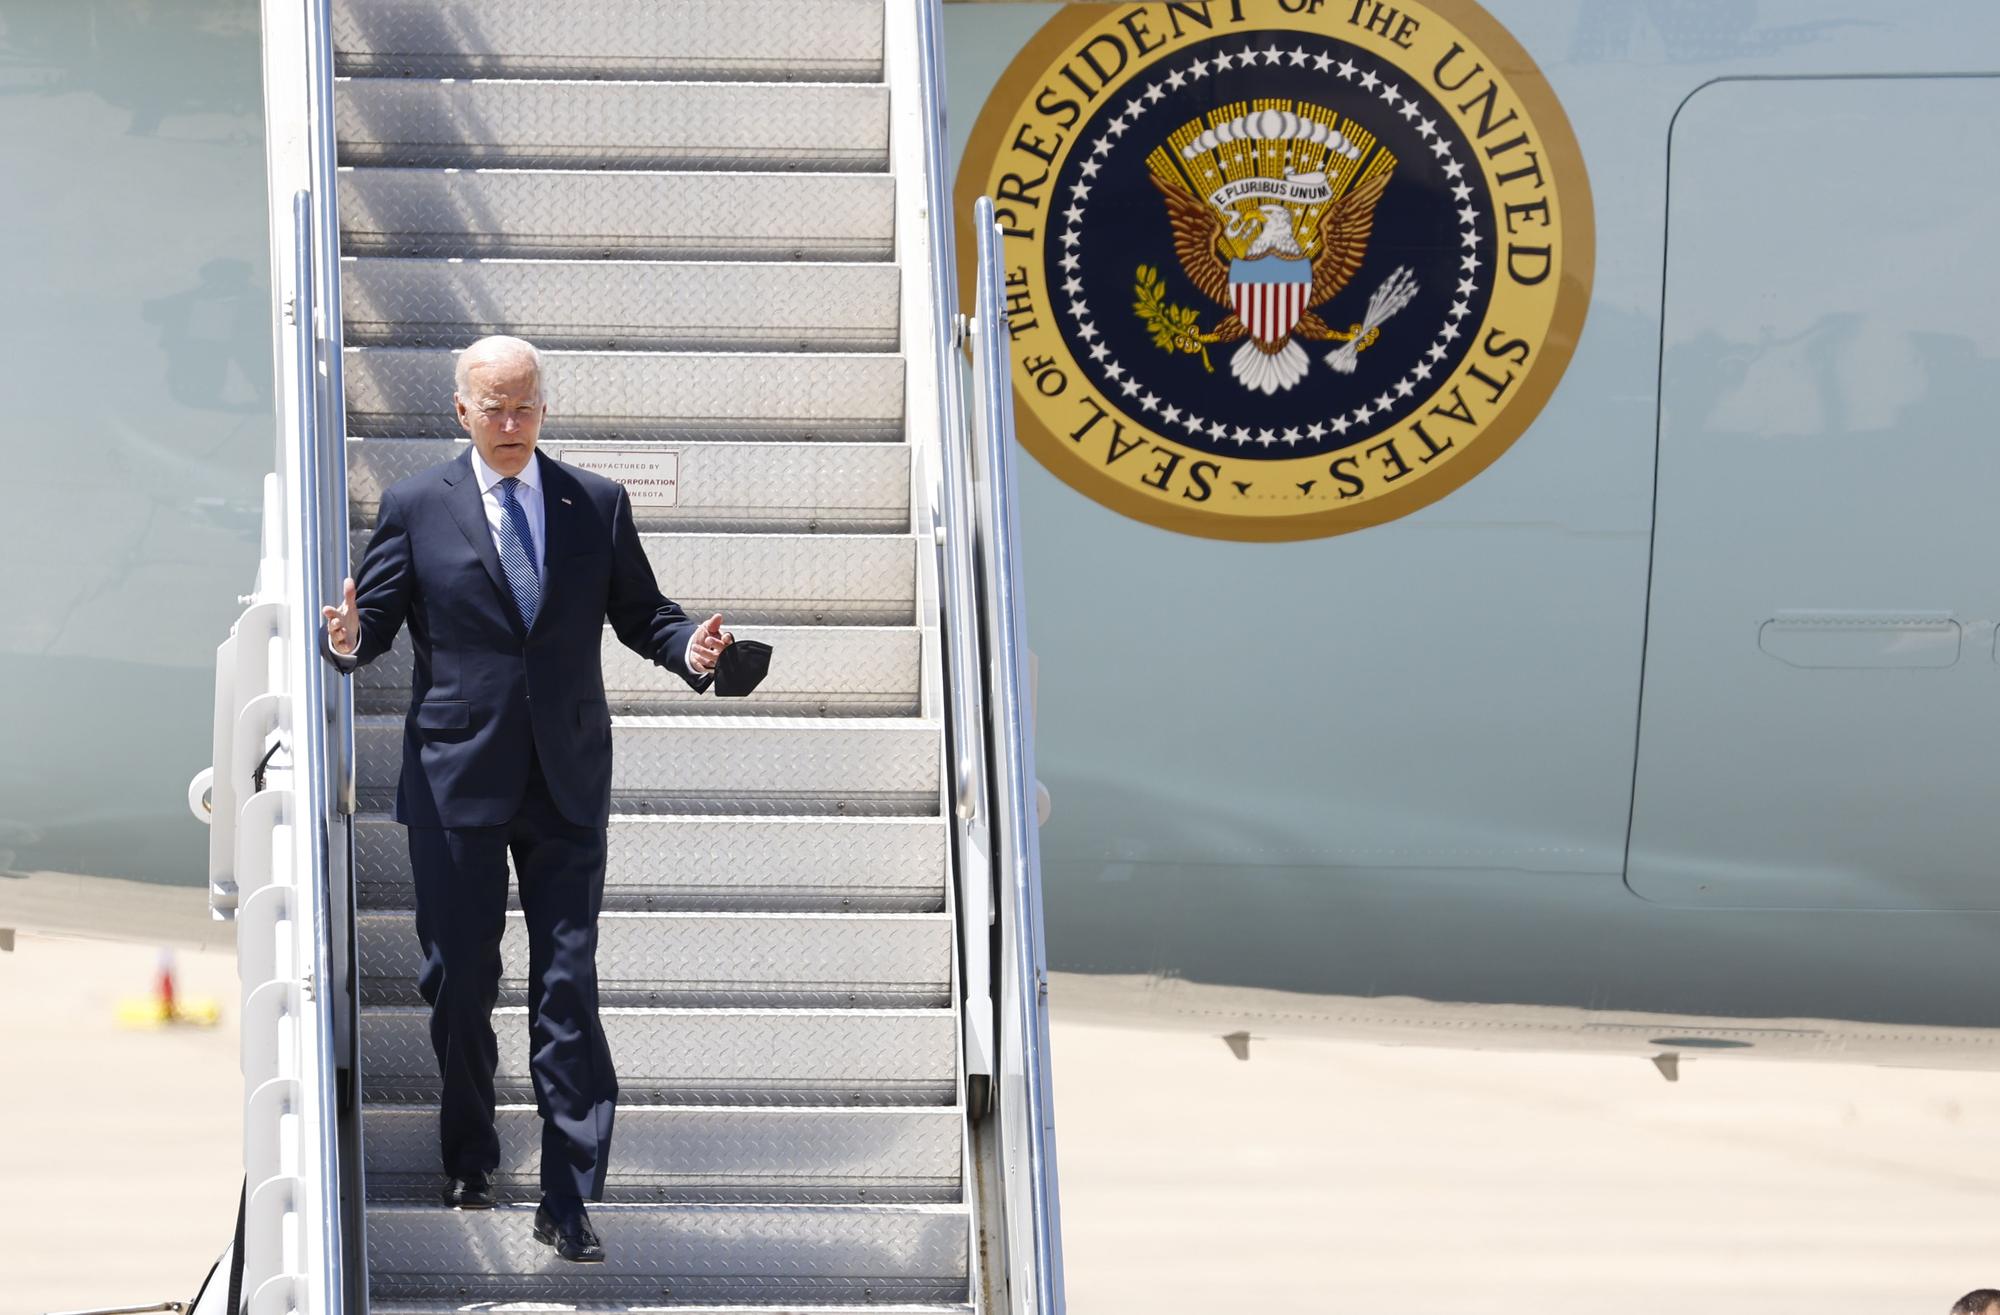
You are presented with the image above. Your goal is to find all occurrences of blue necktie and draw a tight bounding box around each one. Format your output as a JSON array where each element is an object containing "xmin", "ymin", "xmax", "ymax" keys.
[{"xmin": 496, "ymin": 476, "xmax": 541, "ymax": 630}]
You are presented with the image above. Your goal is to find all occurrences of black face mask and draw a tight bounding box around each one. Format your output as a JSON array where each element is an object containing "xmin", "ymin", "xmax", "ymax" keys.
[{"xmin": 711, "ymin": 639, "xmax": 774, "ymax": 698}]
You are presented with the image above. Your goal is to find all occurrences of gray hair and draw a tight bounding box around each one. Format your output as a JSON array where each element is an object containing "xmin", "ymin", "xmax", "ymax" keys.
[{"xmin": 453, "ymin": 334, "xmax": 544, "ymax": 398}]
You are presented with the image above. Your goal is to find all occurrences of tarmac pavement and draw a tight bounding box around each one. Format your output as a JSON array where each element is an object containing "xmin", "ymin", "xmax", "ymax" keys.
[
  {"xmin": 1, "ymin": 932, "xmax": 239, "ymax": 1315},
  {"xmin": 5, "ymin": 930, "xmax": 1998, "ymax": 1315},
  {"xmin": 1051, "ymin": 1003, "xmax": 2000, "ymax": 1314}
]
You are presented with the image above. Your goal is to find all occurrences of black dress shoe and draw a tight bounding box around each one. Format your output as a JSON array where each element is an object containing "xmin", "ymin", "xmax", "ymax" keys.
[
  {"xmin": 441, "ymin": 1173, "xmax": 495, "ymax": 1210},
  {"xmin": 533, "ymin": 1198, "xmax": 605, "ymax": 1263}
]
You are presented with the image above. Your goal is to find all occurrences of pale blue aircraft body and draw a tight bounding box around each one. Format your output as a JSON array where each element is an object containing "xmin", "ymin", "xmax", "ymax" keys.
[{"xmin": 943, "ymin": 0, "xmax": 2000, "ymax": 1059}]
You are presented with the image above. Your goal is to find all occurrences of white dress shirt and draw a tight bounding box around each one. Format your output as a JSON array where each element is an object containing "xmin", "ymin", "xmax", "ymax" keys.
[
  {"xmin": 470, "ymin": 445, "xmax": 714, "ymax": 673},
  {"xmin": 469, "ymin": 444, "xmax": 546, "ymax": 571}
]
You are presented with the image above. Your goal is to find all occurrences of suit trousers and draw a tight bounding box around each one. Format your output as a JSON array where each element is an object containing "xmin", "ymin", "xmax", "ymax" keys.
[{"xmin": 405, "ymin": 743, "xmax": 617, "ymax": 1201}]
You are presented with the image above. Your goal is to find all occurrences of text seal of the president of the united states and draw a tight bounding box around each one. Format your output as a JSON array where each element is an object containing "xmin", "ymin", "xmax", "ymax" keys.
[{"xmin": 957, "ymin": 0, "xmax": 1594, "ymax": 542}]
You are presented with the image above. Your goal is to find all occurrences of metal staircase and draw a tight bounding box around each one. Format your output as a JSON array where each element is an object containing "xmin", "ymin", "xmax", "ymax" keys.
[
  {"xmin": 337, "ymin": 0, "xmax": 966, "ymax": 1305},
  {"xmin": 195, "ymin": 0, "xmax": 1061, "ymax": 1311}
]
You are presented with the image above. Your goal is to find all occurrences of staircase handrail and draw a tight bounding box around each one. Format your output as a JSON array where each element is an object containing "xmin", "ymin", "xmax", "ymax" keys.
[
  {"xmin": 218, "ymin": 0, "xmax": 355, "ymax": 1303},
  {"xmin": 915, "ymin": 0, "xmax": 998, "ymax": 1103},
  {"xmin": 211, "ymin": 183, "xmax": 348, "ymax": 1315},
  {"xmin": 298, "ymin": 0, "xmax": 357, "ymax": 1303},
  {"xmin": 910, "ymin": 0, "xmax": 1067, "ymax": 1300},
  {"xmin": 306, "ymin": 0, "xmax": 355, "ymax": 821},
  {"xmin": 966, "ymin": 199, "xmax": 1069, "ymax": 1314},
  {"xmin": 288, "ymin": 179, "xmax": 351, "ymax": 1315}
]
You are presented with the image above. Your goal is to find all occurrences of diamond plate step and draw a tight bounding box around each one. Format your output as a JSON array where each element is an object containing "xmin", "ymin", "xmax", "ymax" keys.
[
  {"xmin": 354, "ymin": 716, "xmax": 940, "ymax": 815},
  {"xmin": 354, "ymin": 620, "xmax": 916, "ymax": 716},
  {"xmin": 358, "ymin": 623, "xmax": 918, "ymax": 718},
  {"xmin": 337, "ymin": 79, "xmax": 888, "ymax": 172},
  {"xmin": 344, "ymin": 529, "xmax": 917, "ymax": 625},
  {"xmin": 342, "ymin": 259, "xmax": 900, "ymax": 352},
  {"xmin": 347, "ymin": 437, "xmax": 910, "ymax": 533},
  {"xmin": 338, "ymin": 169, "xmax": 895, "ymax": 261},
  {"xmin": 364, "ymin": 1104, "xmax": 962, "ymax": 1203},
  {"xmin": 361, "ymin": 1006, "xmax": 956, "ymax": 1105},
  {"xmin": 354, "ymin": 815, "xmax": 947, "ymax": 913},
  {"xmin": 333, "ymin": 0, "xmax": 885, "ymax": 83},
  {"xmin": 345, "ymin": 346, "xmax": 902, "ymax": 440},
  {"xmin": 366, "ymin": 1202, "xmax": 969, "ymax": 1303},
  {"xmin": 372, "ymin": 1307, "xmax": 970, "ymax": 1315},
  {"xmin": 357, "ymin": 910, "xmax": 951, "ymax": 1008},
  {"xmin": 374, "ymin": 1295, "xmax": 968, "ymax": 1303}
]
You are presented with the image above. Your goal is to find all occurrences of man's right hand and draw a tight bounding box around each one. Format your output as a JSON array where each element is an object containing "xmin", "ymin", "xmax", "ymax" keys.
[
  {"xmin": 323, "ymin": 577, "xmax": 359, "ymax": 656},
  {"xmin": 687, "ymin": 612, "xmax": 732, "ymax": 674}
]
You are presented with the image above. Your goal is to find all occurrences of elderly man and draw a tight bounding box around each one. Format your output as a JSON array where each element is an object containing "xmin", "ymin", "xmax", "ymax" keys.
[{"xmin": 321, "ymin": 335, "xmax": 730, "ymax": 1262}]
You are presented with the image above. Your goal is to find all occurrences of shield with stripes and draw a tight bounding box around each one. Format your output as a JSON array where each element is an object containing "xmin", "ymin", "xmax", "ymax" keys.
[{"xmin": 1228, "ymin": 255, "xmax": 1313, "ymax": 344}]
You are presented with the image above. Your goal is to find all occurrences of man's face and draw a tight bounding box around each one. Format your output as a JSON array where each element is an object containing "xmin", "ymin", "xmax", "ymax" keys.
[{"xmin": 454, "ymin": 353, "xmax": 545, "ymax": 477}]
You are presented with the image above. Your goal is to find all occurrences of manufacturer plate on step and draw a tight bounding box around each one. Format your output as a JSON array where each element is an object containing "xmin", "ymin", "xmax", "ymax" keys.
[{"xmin": 557, "ymin": 447, "xmax": 681, "ymax": 507}]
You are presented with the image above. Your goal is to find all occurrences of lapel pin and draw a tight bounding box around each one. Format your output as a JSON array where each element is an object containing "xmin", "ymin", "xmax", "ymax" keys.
[{"xmin": 561, "ymin": 497, "xmax": 573, "ymax": 505}]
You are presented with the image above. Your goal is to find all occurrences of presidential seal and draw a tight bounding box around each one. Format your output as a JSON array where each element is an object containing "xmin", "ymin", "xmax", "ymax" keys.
[{"xmin": 957, "ymin": 1, "xmax": 1594, "ymax": 541}]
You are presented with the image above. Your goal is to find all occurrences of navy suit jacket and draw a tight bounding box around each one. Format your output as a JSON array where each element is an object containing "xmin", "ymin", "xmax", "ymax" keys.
[{"xmin": 330, "ymin": 448, "xmax": 709, "ymax": 829}]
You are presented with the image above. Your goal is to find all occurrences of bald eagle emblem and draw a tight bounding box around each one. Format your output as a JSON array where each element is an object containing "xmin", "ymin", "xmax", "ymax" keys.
[{"xmin": 1136, "ymin": 104, "xmax": 1419, "ymax": 396}]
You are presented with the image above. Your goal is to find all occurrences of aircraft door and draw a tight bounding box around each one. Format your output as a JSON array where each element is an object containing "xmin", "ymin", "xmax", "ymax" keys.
[{"xmin": 1628, "ymin": 76, "xmax": 2000, "ymax": 911}]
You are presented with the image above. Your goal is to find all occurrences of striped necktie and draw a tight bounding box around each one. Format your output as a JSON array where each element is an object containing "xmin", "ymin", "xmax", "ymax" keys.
[{"xmin": 496, "ymin": 476, "xmax": 541, "ymax": 630}]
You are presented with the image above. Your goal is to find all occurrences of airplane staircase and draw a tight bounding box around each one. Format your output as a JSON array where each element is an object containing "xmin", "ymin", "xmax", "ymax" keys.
[{"xmin": 195, "ymin": 0, "xmax": 1062, "ymax": 1311}]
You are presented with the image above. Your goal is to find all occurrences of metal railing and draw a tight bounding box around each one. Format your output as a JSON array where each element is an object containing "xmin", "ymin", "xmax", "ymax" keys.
[
  {"xmin": 295, "ymin": 0, "xmax": 358, "ymax": 1304},
  {"xmin": 189, "ymin": 0, "xmax": 356, "ymax": 1307},
  {"xmin": 964, "ymin": 197, "xmax": 1068, "ymax": 1315},
  {"xmin": 911, "ymin": 1, "xmax": 1066, "ymax": 1306},
  {"xmin": 306, "ymin": 0, "xmax": 355, "ymax": 822},
  {"xmin": 299, "ymin": 1, "xmax": 364, "ymax": 1285},
  {"xmin": 190, "ymin": 185, "xmax": 347, "ymax": 1315},
  {"xmin": 291, "ymin": 176, "xmax": 351, "ymax": 1315},
  {"xmin": 915, "ymin": 0, "xmax": 997, "ymax": 1108}
]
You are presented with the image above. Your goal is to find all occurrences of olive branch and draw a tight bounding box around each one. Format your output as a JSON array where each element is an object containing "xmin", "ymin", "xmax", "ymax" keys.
[{"xmin": 1133, "ymin": 264, "xmax": 1215, "ymax": 372}]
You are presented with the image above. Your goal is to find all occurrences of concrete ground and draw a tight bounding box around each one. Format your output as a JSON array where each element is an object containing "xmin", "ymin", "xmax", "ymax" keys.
[
  {"xmin": 0, "ymin": 871, "xmax": 234, "ymax": 954},
  {"xmin": 1, "ymin": 932, "xmax": 240, "ymax": 1315},
  {"xmin": 1051, "ymin": 1012, "xmax": 2000, "ymax": 1314},
  {"xmin": 5, "ymin": 930, "xmax": 1998, "ymax": 1314}
]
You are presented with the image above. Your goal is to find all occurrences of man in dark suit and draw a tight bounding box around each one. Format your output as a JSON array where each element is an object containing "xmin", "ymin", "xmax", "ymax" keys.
[{"xmin": 321, "ymin": 335, "xmax": 732, "ymax": 1263}]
